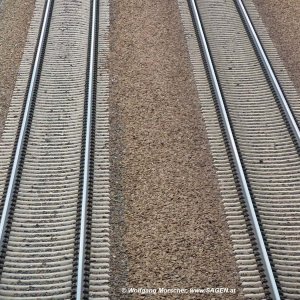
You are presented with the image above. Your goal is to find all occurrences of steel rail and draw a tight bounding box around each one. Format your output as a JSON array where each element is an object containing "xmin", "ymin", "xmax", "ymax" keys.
[
  {"xmin": 0, "ymin": 0, "xmax": 53, "ymax": 253},
  {"xmin": 235, "ymin": 0, "xmax": 300, "ymax": 148},
  {"xmin": 188, "ymin": 1, "xmax": 280, "ymax": 299},
  {"xmin": 76, "ymin": 0, "xmax": 98, "ymax": 298}
]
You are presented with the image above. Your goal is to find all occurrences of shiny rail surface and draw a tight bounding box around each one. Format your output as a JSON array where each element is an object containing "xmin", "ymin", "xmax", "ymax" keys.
[{"xmin": 76, "ymin": 0, "xmax": 98, "ymax": 298}]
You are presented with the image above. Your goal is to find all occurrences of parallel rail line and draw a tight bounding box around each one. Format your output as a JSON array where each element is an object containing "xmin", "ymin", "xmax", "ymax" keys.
[
  {"xmin": 188, "ymin": 0, "xmax": 300, "ymax": 299},
  {"xmin": 0, "ymin": 0, "xmax": 101, "ymax": 298},
  {"xmin": 188, "ymin": 0, "xmax": 280, "ymax": 299}
]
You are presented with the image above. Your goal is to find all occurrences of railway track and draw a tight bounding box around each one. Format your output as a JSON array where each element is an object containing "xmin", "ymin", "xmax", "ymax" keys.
[
  {"xmin": 182, "ymin": 0, "xmax": 300, "ymax": 299},
  {"xmin": 0, "ymin": 0, "xmax": 300, "ymax": 299},
  {"xmin": 0, "ymin": 0, "xmax": 110, "ymax": 298}
]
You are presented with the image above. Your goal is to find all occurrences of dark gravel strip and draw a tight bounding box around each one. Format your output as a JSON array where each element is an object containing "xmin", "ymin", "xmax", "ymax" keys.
[
  {"xmin": 109, "ymin": 0, "xmax": 242, "ymax": 299},
  {"xmin": 0, "ymin": 0, "xmax": 36, "ymax": 140}
]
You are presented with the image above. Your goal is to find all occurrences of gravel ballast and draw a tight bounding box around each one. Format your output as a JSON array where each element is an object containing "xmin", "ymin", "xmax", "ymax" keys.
[
  {"xmin": 2, "ymin": 0, "xmax": 299, "ymax": 298},
  {"xmin": 109, "ymin": 0, "xmax": 242, "ymax": 298},
  {"xmin": 251, "ymin": 0, "xmax": 300, "ymax": 94},
  {"xmin": 0, "ymin": 0, "xmax": 36, "ymax": 139}
]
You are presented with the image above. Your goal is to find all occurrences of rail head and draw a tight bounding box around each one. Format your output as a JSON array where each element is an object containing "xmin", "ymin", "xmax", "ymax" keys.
[{"xmin": 75, "ymin": 0, "xmax": 98, "ymax": 298}]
